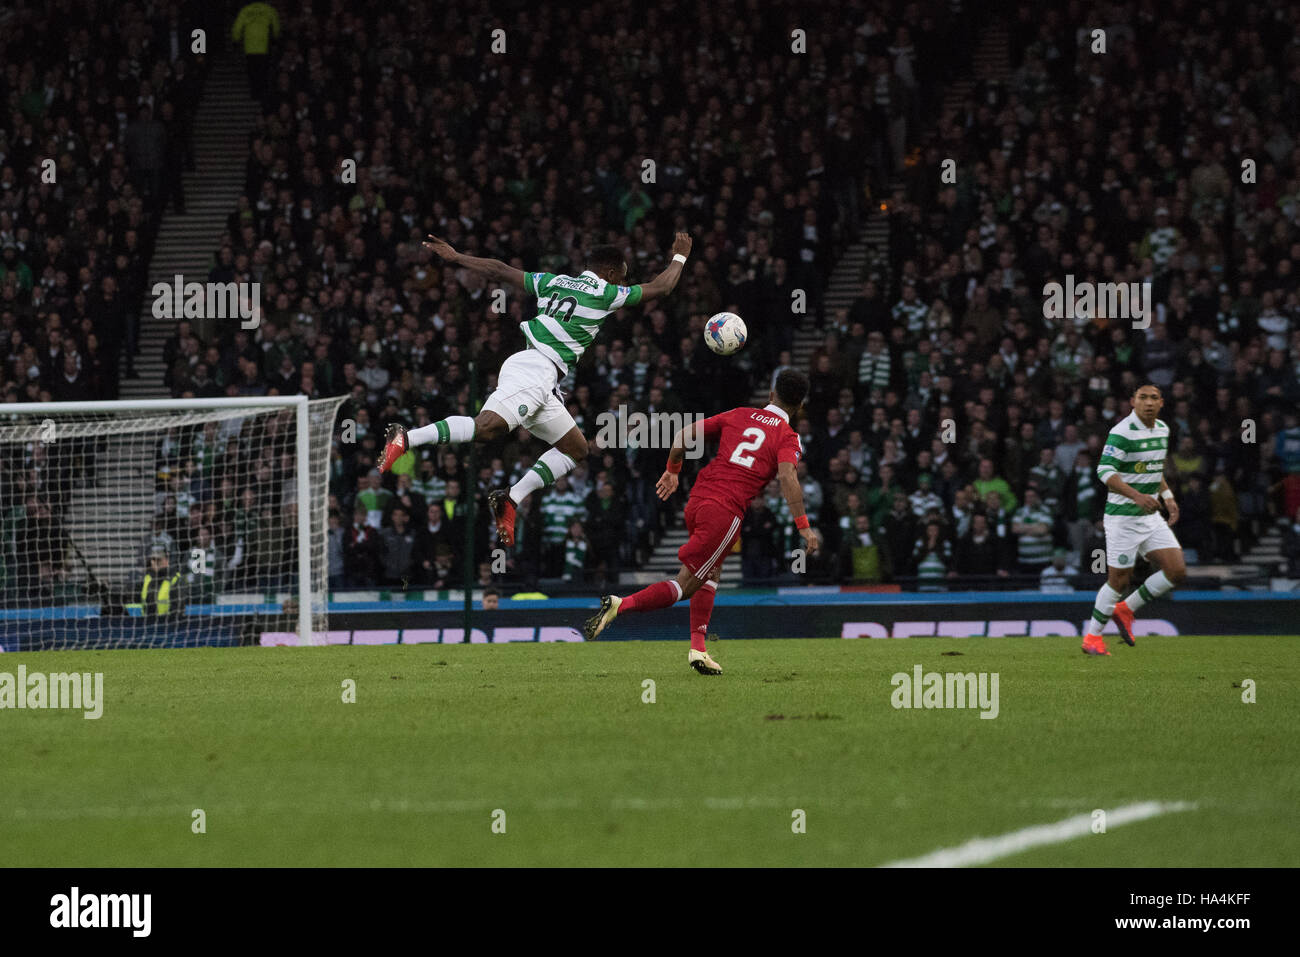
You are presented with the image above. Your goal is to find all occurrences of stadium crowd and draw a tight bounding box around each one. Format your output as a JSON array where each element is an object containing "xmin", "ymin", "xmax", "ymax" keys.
[
  {"xmin": 1, "ymin": 0, "xmax": 210, "ymax": 602},
  {"xmin": 825, "ymin": 0, "xmax": 1300, "ymax": 585},
  {"xmin": 2, "ymin": 0, "xmax": 1300, "ymax": 600},
  {"xmin": 183, "ymin": 0, "xmax": 956, "ymax": 591}
]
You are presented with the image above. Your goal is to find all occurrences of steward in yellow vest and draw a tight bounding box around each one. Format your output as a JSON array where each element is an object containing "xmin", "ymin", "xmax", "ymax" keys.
[{"xmin": 126, "ymin": 547, "xmax": 184, "ymax": 616}]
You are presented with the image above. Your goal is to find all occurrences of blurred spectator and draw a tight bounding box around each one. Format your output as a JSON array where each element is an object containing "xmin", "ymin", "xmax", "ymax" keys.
[
  {"xmin": 741, "ymin": 497, "xmax": 779, "ymax": 583},
  {"xmin": 1011, "ymin": 487, "xmax": 1053, "ymax": 575},
  {"xmin": 585, "ymin": 481, "xmax": 625, "ymax": 587},
  {"xmin": 326, "ymin": 509, "xmax": 346, "ymax": 590},
  {"xmin": 344, "ymin": 505, "xmax": 381, "ymax": 586},
  {"xmin": 379, "ymin": 505, "xmax": 415, "ymax": 587},
  {"xmin": 1176, "ymin": 474, "xmax": 1212, "ymax": 564},
  {"xmin": 1209, "ymin": 472, "xmax": 1240, "ymax": 562},
  {"xmin": 231, "ymin": 1, "xmax": 281, "ymax": 103},
  {"xmin": 956, "ymin": 512, "xmax": 1011, "ymax": 578},
  {"xmin": 541, "ymin": 476, "xmax": 584, "ymax": 578},
  {"xmin": 562, "ymin": 521, "xmax": 588, "ymax": 583},
  {"xmin": 1284, "ymin": 517, "xmax": 1300, "ymax": 578},
  {"xmin": 1039, "ymin": 548, "xmax": 1078, "ymax": 593},
  {"xmin": 881, "ymin": 490, "xmax": 917, "ymax": 578},
  {"xmin": 973, "ymin": 458, "xmax": 1017, "ymax": 512},
  {"xmin": 838, "ymin": 513, "xmax": 881, "ymax": 582},
  {"xmin": 914, "ymin": 520, "xmax": 951, "ymax": 589}
]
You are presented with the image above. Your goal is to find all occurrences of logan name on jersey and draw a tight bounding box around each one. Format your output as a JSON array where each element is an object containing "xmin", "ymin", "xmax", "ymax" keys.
[{"xmin": 693, "ymin": 405, "xmax": 803, "ymax": 516}]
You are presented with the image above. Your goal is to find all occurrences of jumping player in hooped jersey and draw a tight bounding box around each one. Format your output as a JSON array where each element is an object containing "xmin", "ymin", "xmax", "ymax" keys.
[
  {"xmin": 583, "ymin": 370, "xmax": 820, "ymax": 674},
  {"xmin": 379, "ymin": 232, "xmax": 694, "ymax": 548}
]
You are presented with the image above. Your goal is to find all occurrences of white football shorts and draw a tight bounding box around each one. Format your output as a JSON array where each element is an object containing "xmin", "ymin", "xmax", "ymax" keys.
[
  {"xmin": 481, "ymin": 348, "xmax": 575, "ymax": 445},
  {"xmin": 1103, "ymin": 511, "xmax": 1182, "ymax": 569}
]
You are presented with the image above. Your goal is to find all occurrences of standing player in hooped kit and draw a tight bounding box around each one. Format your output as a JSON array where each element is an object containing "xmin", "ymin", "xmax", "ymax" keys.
[
  {"xmin": 379, "ymin": 232, "xmax": 695, "ymax": 546},
  {"xmin": 583, "ymin": 370, "xmax": 820, "ymax": 674},
  {"xmin": 1083, "ymin": 383, "xmax": 1187, "ymax": 655}
]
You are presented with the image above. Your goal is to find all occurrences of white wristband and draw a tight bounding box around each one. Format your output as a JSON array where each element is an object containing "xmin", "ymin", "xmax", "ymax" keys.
[
  {"xmin": 1160, "ymin": 489, "xmax": 1174, "ymax": 501},
  {"xmin": 672, "ymin": 253, "xmax": 687, "ymax": 264}
]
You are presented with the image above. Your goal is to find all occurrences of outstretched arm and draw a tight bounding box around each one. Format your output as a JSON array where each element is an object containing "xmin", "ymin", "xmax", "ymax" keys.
[
  {"xmin": 422, "ymin": 235, "xmax": 526, "ymax": 290},
  {"xmin": 637, "ymin": 232, "xmax": 693, "ymax": 301}
]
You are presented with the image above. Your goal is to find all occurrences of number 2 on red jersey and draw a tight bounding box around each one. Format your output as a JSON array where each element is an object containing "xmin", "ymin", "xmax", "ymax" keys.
[{"xmin": 728, "ymin": 428, "xmax": 766, "ymax": 468}]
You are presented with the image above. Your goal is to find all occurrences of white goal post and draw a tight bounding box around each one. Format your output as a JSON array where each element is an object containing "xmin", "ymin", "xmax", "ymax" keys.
[{"xmin": 0, "ymin": 395, "xmax": 347, "ymax": 650}]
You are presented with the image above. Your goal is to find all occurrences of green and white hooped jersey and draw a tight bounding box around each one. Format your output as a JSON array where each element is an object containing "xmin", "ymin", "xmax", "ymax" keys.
[
  {"xmin": 522, "ymin": 270, "xmax": 642, "ymax": 374},
  {"xmin": 1096, "ymin": 412, "xmax": 1169, "ymax": 516}
]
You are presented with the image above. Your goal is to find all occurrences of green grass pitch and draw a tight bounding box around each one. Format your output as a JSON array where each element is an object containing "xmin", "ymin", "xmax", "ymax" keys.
[{"xmin": 3, "ymin": 636, "xmax": 1298, "ymax": 866}]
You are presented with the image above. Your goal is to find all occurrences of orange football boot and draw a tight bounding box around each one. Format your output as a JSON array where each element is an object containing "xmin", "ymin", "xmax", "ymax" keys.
[
  {"xmin": 1111, "ymin": 600, "xmax": 1136, "ymax": 646},
  {"xmin": 1081, "ymin": 633, "xmax": 1111, "ymax": 656}
]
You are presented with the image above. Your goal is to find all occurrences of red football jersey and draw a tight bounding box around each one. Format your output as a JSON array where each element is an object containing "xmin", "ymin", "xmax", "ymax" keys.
[{"xmin": 689, "ymin": 405, "xmax": 803, "ymax": 517}]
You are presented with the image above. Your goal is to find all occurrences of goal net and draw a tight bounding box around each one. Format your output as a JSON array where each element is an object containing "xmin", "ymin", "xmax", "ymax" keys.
[{"xmin": 0, "ymin": 396, "xmax": 347, "ymax": 651}]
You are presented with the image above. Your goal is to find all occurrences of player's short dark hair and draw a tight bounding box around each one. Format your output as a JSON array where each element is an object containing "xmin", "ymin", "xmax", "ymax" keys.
[
  {"xmin": 1132, "ymin": 382, "xmax": 1161, "ymax": 395},
  {"xmin": 483, "ymin": 587, "xmax": 500, "ymax": 599},
  {"xmin": 588, "ymin": 245, "xmax": 625, "ymax": 275},
  {"xmin": 774, "ymin": 369, "xmax": 810, "ymax": 408}
]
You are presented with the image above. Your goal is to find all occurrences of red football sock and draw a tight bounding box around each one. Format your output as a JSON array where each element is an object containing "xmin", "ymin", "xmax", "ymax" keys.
[
  {"xmin": 689, "ymin": 581, "xmax": 717, "ymax": 652},
  {"xmin": 619, "ymin": 579, "xmax": 683, "ymax": 613}
]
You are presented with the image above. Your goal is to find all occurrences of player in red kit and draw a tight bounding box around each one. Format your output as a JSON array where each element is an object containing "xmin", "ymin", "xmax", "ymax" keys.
[{"xmin": 583, "ymin": 370, "xmax": 819, "ymax": 674}]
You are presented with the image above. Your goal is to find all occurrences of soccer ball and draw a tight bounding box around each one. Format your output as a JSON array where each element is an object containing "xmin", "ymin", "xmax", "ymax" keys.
[{"xmin": 704, "ymin": 312, "xmax": 747, "ymax": 355}]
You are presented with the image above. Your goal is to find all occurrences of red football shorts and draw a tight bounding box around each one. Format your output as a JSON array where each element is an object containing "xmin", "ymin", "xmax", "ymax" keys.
[{"xmin": 677, "ymin": 496, "xmax": 742, "ymax": 579}]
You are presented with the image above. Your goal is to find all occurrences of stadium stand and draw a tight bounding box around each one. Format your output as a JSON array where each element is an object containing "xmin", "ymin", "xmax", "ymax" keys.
[{"xmin": 3, "ymin": 0, "xmax": 1298, "ymax": 601}]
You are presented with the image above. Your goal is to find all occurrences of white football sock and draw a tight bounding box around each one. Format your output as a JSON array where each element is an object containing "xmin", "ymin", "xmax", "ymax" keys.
[
  {"xmin": 509, "ymin": 448, "xmax": 577, "ymax": 503},
  {"xmin": 1124, "ymin": 570, "xmax": 1174, "ymax": 611},
  {"xmin": 408, "ymin": 416, "xmax": 475, "ymax": 447},
  {"xmin": 1087, "ymin": 583, "xmax": 1123, "ymax": 637}
]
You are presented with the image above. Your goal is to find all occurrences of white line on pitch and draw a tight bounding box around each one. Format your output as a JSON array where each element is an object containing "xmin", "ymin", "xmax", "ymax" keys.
[{"xmin": 880, "ymin": 800, "xmax": 1198, "ymax": 868}]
